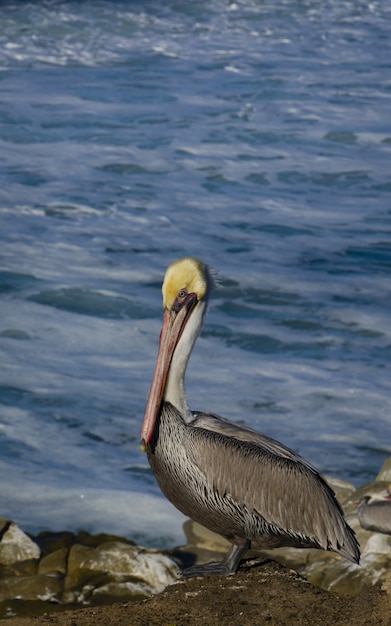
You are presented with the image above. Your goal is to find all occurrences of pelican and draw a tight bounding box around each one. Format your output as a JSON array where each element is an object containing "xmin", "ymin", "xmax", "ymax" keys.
[
  {"xmin": 357, "ymin": 486, "xmax": 391, "ymax": 535},
  {"xmin": 140, "ymin": 257, "xmax": 360, "ymax": 576}
]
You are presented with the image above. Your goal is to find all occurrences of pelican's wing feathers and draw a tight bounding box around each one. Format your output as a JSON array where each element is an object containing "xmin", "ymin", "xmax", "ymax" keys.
[{"xmin": 187, "ymin": 411, "xmax": 358, "ymax": 560}]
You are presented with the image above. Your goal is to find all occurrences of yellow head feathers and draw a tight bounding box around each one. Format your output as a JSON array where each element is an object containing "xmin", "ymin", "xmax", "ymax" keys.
[{"xmin": 162, "ymin": 257, "xmax": 215, "ymax": 310}]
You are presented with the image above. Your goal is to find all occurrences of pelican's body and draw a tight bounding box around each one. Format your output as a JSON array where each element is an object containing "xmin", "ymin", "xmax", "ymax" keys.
[
  {"xmin": 357, "ymin": 488, "xmax": 391, "ymax": 535},
  {"xmin": 141, "ymin": 257, "xmax": 360, "ymax": 576}
]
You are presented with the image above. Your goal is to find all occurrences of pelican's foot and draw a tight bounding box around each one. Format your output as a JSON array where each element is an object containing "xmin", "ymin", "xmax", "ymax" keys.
[
  {"xmin": 182, "ymin": 560, "xmax": 235, "ymax": 578},
  {"xmin": 181, "ymin": 541, "xmax": 250, "ymax": 579}
]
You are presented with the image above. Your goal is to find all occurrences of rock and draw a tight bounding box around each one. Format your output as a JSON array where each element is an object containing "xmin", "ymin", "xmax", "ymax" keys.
[
  {"xmin": 325, "ymin": 475, "xmax": 357, "ymax": 500},
  {"xmin": 376, "ymin": 459, "xmax": 391, "ymax": 483},
  {"xmin": 62, "ymin": 540, "xmax": 178, "ymax": 604},
  {"xmin": 382, "ymin": 569, "xmax": 391, "ymax": 594},
  {"xmin": 0, "ymin": 522, "xmax": 40, "ymax": 566},
  {"xmin": 35, "ymin": 531, "xmax": 74, "ymax": 559},
  {"xmin": 0, "ymin": 574, "xmax": 62, "ymax": 603},
  {"xmin": 182, "ymin": 519, "xmax": 229, "ymax": 553},
  {"xmin": 88, "ymin": 580, "xmax": 164, "ymax": 603},
  {"xmin": 2, "ymin": 560, "xmax": 390, "ymax": 626},
  {"xmin": 0, "ymin": 527, "xmax": 178, "ymax": 616},
  {"xmin": 38, "ymin": 548, "xmax": 68, "ymax": 576}
]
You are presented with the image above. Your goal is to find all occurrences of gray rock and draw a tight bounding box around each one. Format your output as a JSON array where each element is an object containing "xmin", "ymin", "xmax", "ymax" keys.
[
  {"xmin": 376, "ymin": 458, "xmax": 391, "ymax": 483},
  {"xmin": 0, "ymin": 521, "xmax": 40, "ymax": 566},
  {"xmin": 38, "ymin": 547, "xmax": 68, "ymax": 576},
  {"xmin": 62, "ymin": 540, "xmax": 178, "ymax": 604},
  {"xmin": 0, "ymin": 573, "xmax": 62, "ymax": 603}
]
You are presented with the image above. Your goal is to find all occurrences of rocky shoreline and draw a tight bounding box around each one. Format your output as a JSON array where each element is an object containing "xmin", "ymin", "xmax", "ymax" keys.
[
  {"xmin": 0, "ymin": 560, "xmax": 390, "ymax": 626},
  {"xmin": 1, "ymin": 459, "xmax": 391, "ymax": 624}
]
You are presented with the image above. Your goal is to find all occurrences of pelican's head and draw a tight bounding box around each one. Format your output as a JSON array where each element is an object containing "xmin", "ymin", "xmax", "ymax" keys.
[
  {"xmin": 360, "ymin": 486, "xmax": 391, "ymax": 506},
  {"xmin": 140, "ymin": 257, "xmax": 215, "ymax": 452},
  {"xmin": 162, "ymin": 257, "xmax": 213, "ymax": 311}
]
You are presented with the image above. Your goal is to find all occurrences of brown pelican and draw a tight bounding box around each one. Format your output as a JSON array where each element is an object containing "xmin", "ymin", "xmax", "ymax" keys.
[
  {"xmin": 357, "ymin": 486, "xmax": 391, "ymax": 535},
  {"xmin": 140, "ymin": 257, "xmax": 360, "ymax": 577}
]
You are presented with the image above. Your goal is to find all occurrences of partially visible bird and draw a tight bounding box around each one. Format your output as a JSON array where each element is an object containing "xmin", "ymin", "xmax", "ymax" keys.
[
  {"xmin": 140, "ymin": 257, "xmax": 360, "ymax": 577},
  {"xmin": 357, "ymin": 486, "xmax": 391, "ymax": 535}
]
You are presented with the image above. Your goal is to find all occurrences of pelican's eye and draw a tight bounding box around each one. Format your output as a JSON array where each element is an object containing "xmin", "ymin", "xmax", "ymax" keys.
[{"xmin": 172, "ymin": 288, "xmax": 190, "ymax": 313}]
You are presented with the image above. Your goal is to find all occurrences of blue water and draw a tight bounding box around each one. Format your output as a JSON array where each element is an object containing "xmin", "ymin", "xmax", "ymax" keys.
[{"xmin": 0, "ymin": 0, "xmax": 390, "ymax": 548}]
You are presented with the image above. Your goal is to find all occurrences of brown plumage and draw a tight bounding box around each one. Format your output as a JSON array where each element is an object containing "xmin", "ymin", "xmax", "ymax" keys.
[{"xmin": 140, "ymin": 257, "xmax": 360, "ymax": 576}]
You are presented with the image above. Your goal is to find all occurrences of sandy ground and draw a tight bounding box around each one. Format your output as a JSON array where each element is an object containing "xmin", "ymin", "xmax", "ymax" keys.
[{"xmin": 1, "ymin": 560, "xmax": 389, "ymax": 626}]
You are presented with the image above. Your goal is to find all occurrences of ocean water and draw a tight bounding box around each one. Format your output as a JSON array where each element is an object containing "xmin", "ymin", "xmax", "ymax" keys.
[{"xmin": 0, "ymin": 0, "xmax": 390, "ymax": 549}]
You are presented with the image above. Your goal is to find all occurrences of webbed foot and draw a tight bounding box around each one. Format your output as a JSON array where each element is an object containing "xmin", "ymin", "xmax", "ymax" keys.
[
  {"xmin": 181, "ymin": 541, "xmax": 249, "ymax": 578},
  {"xmin": 182, "ymin": 560, "xmax": 235, "ymax": 578}
]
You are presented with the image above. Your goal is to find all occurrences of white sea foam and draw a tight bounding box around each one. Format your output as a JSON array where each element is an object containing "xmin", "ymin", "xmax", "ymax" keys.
[{"xmin": 0, "ymin": 468, "xmax": 185, "ymax": 547}]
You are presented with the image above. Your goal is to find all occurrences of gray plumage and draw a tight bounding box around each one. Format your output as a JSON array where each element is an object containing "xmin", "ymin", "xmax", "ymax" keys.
[
  {"xmin": 148, "ymin": 403, "xmax": 360, "ymax": 573},
  {"xmin": 357, "ymin": 495, "xmax": 391, "ymax": 535},
  {"xmin": 141, "ymin": 257, "xmax": 360, "ymax": 576}
]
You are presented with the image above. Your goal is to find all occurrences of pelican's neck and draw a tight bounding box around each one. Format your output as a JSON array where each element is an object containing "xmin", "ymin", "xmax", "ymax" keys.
[{"xmin": 164, "ymin": 300, "xmax": 207, "ymax": 423}]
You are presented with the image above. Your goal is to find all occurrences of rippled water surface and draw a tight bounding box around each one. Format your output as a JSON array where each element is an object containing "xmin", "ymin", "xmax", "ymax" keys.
[{"xmin": 1, "ymin": 0, "xmax": 391, "ymax": 547}]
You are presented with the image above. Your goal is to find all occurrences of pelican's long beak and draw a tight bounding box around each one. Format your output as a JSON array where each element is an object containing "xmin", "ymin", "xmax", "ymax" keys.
[{"xmin": 140, "ymin": 293, "xmax": 197, "ymax": 451}]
